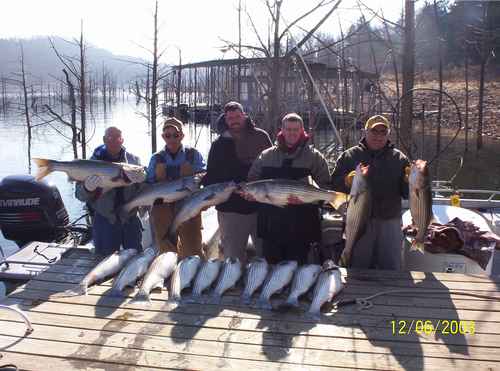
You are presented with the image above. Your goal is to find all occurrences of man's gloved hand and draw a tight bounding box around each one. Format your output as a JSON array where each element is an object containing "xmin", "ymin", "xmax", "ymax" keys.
[
  {"xmin": 287, "ymin": 195, "xmax": 304, "ymax": 205},
  {"xmin": 404, "ymin": 166, "xmax": 411, "ymax": 183},
  {"xmin": 344, "ymin": 170, "xmax": 356, "ymax": 188},
  {"xmin": 84, "ymin": 175, "xmax": 103, "ymax": 192}
]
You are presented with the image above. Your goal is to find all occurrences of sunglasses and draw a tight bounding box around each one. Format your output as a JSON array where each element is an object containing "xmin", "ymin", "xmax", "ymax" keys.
[
  {"xmin": 369, "ymin": 128, "xmax": 388, "ymax": 136},
  {"xmin": 164, "ymin": 133, "xmax": 181, "ymax": 139}
]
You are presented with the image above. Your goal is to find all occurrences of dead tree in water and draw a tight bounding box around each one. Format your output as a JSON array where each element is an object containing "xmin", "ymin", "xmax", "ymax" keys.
[
  {"xmin": 401, "ymin": 0, "xmax": 415, "ymax": 157},
  {"xmin": 19, "ymin": 43, "xmax": 33, "ymax": 174},
  {"xmin": 128, "ymin": 0, "xmax": 172, "ymax": 153},
  {"xmin": 48, "ymin": 22, "xmax": 88, "ymax": 158}
]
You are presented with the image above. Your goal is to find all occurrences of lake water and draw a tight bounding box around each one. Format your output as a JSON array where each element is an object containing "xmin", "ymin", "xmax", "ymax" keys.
[{"xmin": 0, "ymin": 97, "xmax": 214, "ymax": 257}]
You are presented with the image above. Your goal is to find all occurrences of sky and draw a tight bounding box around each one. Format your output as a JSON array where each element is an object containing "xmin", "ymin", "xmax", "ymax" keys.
[{"xmin": 1, "ymin": 0, "xmax": 406, "ymax": 64}]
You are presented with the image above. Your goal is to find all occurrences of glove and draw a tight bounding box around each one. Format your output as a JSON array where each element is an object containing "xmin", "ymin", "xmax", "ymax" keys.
[
  {"xmin": 404, "ymin": 166, "xmax": 411, "ymax": 183},
  {"xmin": 344, "ymin": 170, "xmax": 356, "ymax": 188},
  {"xmin": 84, "ymin": 175, "xmax": 103, "ymax": 192}
]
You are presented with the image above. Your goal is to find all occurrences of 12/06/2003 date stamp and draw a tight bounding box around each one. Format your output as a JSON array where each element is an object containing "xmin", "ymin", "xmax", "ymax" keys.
[{"xmin": 390, "ymin": 320, "xmax": 475, "ymax": 335}]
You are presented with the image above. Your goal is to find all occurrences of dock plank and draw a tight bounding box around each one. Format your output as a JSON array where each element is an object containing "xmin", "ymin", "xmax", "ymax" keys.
[{"xmin": 2, "ymin": 249, "xmax": 500, "ymax": 370}]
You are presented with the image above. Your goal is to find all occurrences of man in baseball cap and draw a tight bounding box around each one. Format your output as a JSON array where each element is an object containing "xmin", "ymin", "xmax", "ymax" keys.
[{"xmin": 330, "ymin": 114, "xmax": 410, "ymax": 270}]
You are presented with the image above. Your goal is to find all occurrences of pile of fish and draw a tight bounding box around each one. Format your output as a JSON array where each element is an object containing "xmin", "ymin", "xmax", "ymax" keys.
[{"xmin": 61, "ymin": 248, "xmax": 344, "ymax": 318}]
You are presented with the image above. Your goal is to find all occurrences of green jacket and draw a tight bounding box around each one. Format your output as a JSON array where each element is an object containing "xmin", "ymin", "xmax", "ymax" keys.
[{"xmin": 331, "ymin": 138, "xmax": 409, "ymax": 219}]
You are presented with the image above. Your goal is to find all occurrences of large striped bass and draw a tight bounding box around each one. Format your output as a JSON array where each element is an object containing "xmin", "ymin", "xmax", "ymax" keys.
[
  {"xmin": 53, "ymin": 248, "xmax": 138, "ymax": 297},
  {"xmin": 307, "ymin": 262, "xmax": 343, "ymax": 319},
  {"xmin": 241, "ymin": 257, "xmax": 269, "ymax": 305},
  {"xmin": 33, "ymin": 158, "xmax": 146, "ymax": 192},
  {"xmin": 121, "ymin": 174, "xmax": 203, "ymax": 214},
  {"xmin": 211, "ymin": 257, "xmax": 242, "ymax": 303},
  {"xmin": 238, "ymin": 179, "xmax": 347, "ymax": 209},
  {"xmin": 284, "ymin": 264, "xmax": 321, "ymax": 307},
  {"xmin": 169, "ymin": 255, "xmax": 201, "ymax": 302},
  {"xmin": 108, "ymin": 246, "xmax": 157, "ymax": 297},
  {"xmin": 339, "ymin": 164, "xmax": 372, "ymax": 267},
  {"xmin": 189, "ymin": 258, "xmax": 222, "ymax": 302},
  {"xmin": 131, "ymin": 251, "xmax": 178, "ymax": 305},
  {"xmin": 167, "ymin": 182, "xmax": 238, "ymax": 240},
  {"xmin": 257, "ymin": 260, "xmax": 298, "ymax": 310},
  {"xmin": 409, "ymin": 159, "xmax": 434, "ymax": 251}
]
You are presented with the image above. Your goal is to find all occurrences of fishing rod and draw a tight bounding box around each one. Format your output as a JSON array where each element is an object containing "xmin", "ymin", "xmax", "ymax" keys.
[
  {"xmin": 393, "ymin": 87, "xmax": 463, "ymax": 166},
  {"xmin": 278, "ymin": 9, "xmax": 344, "ymax": 151}
]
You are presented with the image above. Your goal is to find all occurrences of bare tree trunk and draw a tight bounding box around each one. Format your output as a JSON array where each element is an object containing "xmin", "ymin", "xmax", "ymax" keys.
[
  {"xmin": 237, "ymin": 0, "xmax": 242, "ymax": 101},
  {"xmin": 433, "ymin": 0, "xmax": 443, "ymax": 177},
  {"xmin": 64, "ymin": 69, "xmax": 78, "ymax": 159},
  {"xmin": 464, "ymin": 52, "xmax": 469, "ymax": 152},
  {"xmin": 269, "ymin": 0, "xmax": 283, "ymax": 137},
  {"xmin": 477, "ymin": 59, "xmax": 485, "ymax": 151},
  {"xmin": 401, "ymin": 0, "xmax": 415, "ymax": 156},
  {"xmin": 20, "ymin": 43, "xmax": 32, "ymax": 174},
  {"xmin": 79, "ymin": 21, "xmax": 87, "ymax": 159},
  {"xmin": 150, "ymin": 0, "xmax": 160, "ymax": 153}
]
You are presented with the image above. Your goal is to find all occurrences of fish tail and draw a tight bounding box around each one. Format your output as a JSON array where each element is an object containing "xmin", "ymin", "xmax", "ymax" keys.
[
  {"xmin": 256, "ymin": 298, "xmax": 272, "ymax": 310},
  {"xmin": 305, "ymin": 308, "xmax": 321, "ymax": 320},
  {"xmin": 210, "ymin": 293, "xmax": 222, "ymax": 304},
  {"xmin": 185, "ymin": 293, "xmax": 202, "ymax": 304},
  {"xmin": 33, "ymin": 158, "xmax": 53, "ymax": 180},
  {"xmin": 240, "ymin": 293, "xmax": 252, "ymax": 305},
  {"xmin": 411, "ymin": 240, "xmax": 425, "ymax": 254},
  {"xmin": 51, "ymin": 283, "xmax": 87, "ymax": 297},
  {"xmin": 328, "ymin": 191, "xmax": 348, "ymax": 210},
  {"xmin": 285, "ymin": 296, "xmax": 299, "ymax": 307},
  {"xmin": 130, "ymin": 290, "xmax": 151, "ymax": 306},
  {"xmin": 107, "ymin": 287, "xmax": 124, "ymax": 297}
]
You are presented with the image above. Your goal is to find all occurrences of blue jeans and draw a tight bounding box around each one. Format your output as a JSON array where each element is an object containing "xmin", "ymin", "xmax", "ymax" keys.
[{"xmin": 92, "ymin": 212, "xmax": 143, "ymax": 256}]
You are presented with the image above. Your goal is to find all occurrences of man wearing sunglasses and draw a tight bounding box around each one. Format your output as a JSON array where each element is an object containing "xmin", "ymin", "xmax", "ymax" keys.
[
  {"xmin": 330, "ymin": 115, "xmax": 410, "ymax": 270},
  {"xmin": 146, "ymin": 117, "xmax": 206, "ymax": 257}
]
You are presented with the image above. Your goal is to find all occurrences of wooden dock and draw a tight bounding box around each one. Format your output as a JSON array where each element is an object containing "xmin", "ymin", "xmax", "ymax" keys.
[{"xmin": 1, "ymin": 248, "xmax": 500, "ymax": 370}]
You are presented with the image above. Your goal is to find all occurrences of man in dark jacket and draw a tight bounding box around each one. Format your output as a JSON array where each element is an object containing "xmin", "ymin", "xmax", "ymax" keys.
[
  {"xmin": 75, "ymin": 126, "xmax": 143, "ymax": 257},
  {"xmin": 331, "ymin": 115, "xmax": 410, "ymax": 270},
  {"xmin": 202, "ymin": 101, "xmax": 272, "ymax": 263},
  {"xmin": 246, "ymin": 113, "xmax": 331, "ymax": 264}
]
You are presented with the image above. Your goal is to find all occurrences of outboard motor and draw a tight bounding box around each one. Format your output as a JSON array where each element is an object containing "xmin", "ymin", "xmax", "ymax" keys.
[{"xmin": 0, "ymin": 175, "xmax": 69, "ymax": 246}]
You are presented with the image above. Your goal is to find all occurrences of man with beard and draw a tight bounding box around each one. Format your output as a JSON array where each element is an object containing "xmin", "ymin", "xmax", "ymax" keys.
[{"xmin": 202, "ymin": 101, "xmax": 272, "ymax": 264}]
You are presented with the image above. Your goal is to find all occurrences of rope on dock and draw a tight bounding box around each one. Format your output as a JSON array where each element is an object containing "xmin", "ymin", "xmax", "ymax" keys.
[{"xmin": 0, "ymin": 304, "xmax": 34, "ymax": 336}]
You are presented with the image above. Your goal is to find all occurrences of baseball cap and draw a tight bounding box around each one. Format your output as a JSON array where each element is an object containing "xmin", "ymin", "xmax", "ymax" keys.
[{"xmin": 365, "ymin": 115, "xmax": 390, "ymax": 130}]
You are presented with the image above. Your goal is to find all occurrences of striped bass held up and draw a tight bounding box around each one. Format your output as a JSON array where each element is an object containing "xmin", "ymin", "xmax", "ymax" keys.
[
  {"xmin": 237, "ymin": 179, "xmax": 347, "ymax": 210},
  {"xmin": 166, "ymin": 181, "xmax": 238, "ymax": 241},
  {"xmin": 33, "ymin": 158, "xmax": 146, "ymax": 192},
  {"xmin": 408, "ymin": 159, "xmax": 434, "ymax": 252},
  {"xmin": 339, "ymin": 163, "xmax": 372, "ymax": 267},
  {"xmin": 121, "ymin": 173, "xmax": 204, "ymax": 214}
]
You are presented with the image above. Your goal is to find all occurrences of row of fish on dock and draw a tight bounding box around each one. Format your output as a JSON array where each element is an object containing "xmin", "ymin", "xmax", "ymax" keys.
[{"xmin": 57, "ymin": 248, "xmax": 344, "ymax": 318}]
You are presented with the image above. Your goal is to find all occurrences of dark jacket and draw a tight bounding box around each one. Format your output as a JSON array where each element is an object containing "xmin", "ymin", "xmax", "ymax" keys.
[
  {"xmin": 330, "ymin": 138, "xmax": 409, "ymax": 219},
  {"xmin": 75, "ymin": 145, "xmax": 142, "ymax": 224},
  {"xmin": 202, "ymin": 118, "xmax": 272, "ymax": 214},
  {"xmin": 249, "ymin": 137, "xmax": 331, "ymax": 244}
]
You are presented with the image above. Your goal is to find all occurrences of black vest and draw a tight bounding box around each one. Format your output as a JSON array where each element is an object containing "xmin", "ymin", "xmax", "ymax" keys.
[{"xmin": 257, "ymin": 159, "xmax": 321, "ymax": 243}]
